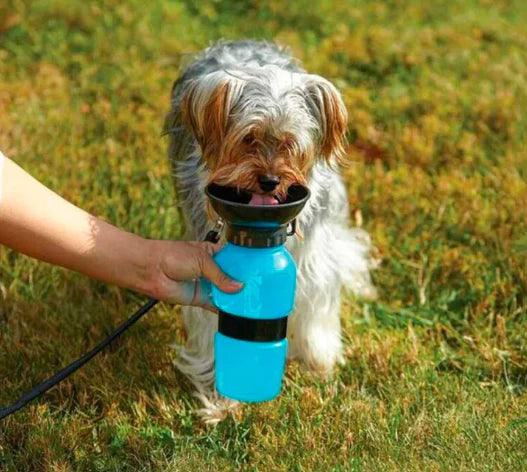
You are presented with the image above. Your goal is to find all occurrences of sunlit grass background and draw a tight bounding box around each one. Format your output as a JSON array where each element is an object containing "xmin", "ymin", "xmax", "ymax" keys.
[{"xmin": 1, "ymin": 0, "xmax": 527, "ymax": 470}]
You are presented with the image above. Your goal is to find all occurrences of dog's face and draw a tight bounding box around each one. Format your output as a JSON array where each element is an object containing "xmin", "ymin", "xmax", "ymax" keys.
[{"xmin": 181, "ymin": 66, "xmax": 348, "ymax": 204}]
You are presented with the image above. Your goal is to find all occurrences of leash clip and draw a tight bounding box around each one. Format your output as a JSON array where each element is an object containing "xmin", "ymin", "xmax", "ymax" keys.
[
  {"xmin": 287, "ymin": 218, "xmax": 297, "ymax": 236},
  {"xmin": 205, "ymin": 219, "xmax": 224, "ymax": 243}
]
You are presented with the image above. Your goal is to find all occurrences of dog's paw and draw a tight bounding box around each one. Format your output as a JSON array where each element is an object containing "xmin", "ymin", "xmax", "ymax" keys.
[
  {"xmin": 193, "ymin": 390, "xmax": 241, "ymax": 426},
  {"xmin": 305, "ymin": 359, "xmax": 337, "ymax": 379},
  {"xmin": 299, "ymin": 327, "xmax": 344, "ymax": 377}
]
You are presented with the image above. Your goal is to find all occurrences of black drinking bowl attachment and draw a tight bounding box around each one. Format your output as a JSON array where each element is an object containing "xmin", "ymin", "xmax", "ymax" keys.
[{"xmin": 205, "ymin": 183, "xmax": 310, "ymax": 227}]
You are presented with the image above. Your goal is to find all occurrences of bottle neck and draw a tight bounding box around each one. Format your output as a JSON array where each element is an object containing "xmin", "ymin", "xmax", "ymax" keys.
[{"xmin": 225, "ymin": 224, "xmax": 287, "ymax": 248}]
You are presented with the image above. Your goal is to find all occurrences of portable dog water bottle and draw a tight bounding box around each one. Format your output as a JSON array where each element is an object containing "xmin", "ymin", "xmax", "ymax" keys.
[{"xmin": 205, "ymin": 184, "xmax": 310, "ymax": 402}]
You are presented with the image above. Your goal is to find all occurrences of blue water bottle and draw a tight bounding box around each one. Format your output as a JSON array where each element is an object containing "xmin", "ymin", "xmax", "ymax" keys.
[{"xmin": 205, "ymin": 184, "xmax": 310, "ymax": 402}]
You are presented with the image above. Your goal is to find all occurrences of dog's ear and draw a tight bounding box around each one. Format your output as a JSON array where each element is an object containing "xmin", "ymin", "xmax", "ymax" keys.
[
  {"xmin": 303, "ymin": 75, "xmax": 348, "ymax": 166},
  {"xmin": 180, "ymin": 71, "xmax": 246, "ymax": 162}
]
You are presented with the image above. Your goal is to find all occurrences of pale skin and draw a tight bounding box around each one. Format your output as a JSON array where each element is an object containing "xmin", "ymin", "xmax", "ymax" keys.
[{"xmin": 0, "ymin": 155, "xmax": 242, "ymax": 311}]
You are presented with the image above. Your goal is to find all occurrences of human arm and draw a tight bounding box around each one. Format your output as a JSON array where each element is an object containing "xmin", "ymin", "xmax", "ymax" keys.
[{"xmin": 0, "ymin": 153, "xmax": 240, "ymax": 309}]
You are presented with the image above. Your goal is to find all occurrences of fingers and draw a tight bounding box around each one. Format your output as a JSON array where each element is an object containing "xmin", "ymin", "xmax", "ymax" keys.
[
  {"xmin": 210, "ymin": 241, "xmax": 223, "ymax": 254},
  {"xmin": 152, "ymin": 240, "xmax": 241, "ymax": 308},
  {"xmin": 200, "ymin": 241, "xmax": 223, "ymax": 256},
  {"xmin": 163, "ymin": 279, "xmax": 218, "ymax": 313},
  {"xmin": 190, "ymin": 279, "xmax": 218, "ymax": 313},
  {"xmin": 186, "ymin": 241, "xmax": 222, "ymax": 256},
  {"xmin": 198, "ymin": 252, "xmax": 243, "ymax": 293}
]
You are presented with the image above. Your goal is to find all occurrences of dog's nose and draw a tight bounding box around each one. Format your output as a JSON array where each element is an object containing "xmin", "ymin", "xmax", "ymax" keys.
[{"xmin": 258, "ymin": 174, "xmax": 281, "ymax": 192}]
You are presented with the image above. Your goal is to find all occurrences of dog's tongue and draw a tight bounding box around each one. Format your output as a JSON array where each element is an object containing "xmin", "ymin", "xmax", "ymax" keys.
[{"xmin": 249, "ymin": 193, "xmax": 279, "ymax": 206}]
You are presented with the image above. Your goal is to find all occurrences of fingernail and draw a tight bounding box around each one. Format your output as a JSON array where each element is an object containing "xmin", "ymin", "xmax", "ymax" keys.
[{"xmin": 229, "ymin": 281, "xmax": 243, "ymax": 290}]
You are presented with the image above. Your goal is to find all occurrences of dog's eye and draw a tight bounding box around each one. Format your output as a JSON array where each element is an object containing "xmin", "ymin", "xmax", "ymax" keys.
[{"xmin": 242, "ymin": 133, "xmax": 255, "ymax": 145}]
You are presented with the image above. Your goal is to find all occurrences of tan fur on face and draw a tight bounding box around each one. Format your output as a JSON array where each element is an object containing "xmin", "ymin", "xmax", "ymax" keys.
[
  {"xmin": 212, "ymin": 126, "xmax": 313, "ymax": 201},
  {"xmin": 304, "ymin": 78, "xmax": 349, "ymax": 167},
  {"xmin": 181, "ymin": 81, "xmax": 233, "ymax": 162},
  {"xmin": 180, "ymin": 70, "xmax": 348, "ymax": 196}
]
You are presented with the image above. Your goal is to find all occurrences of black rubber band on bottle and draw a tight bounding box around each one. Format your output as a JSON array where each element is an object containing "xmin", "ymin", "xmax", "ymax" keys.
[{"xmin": 218, "ymin": 311, "xmax": 288, "ymax": 342}]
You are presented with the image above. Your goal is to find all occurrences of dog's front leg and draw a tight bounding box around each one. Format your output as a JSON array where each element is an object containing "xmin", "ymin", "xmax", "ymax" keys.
[
  {"xmin": 286, "ymin": 242, "xmax": 345, "ymax": 377},
  {"xmin": 173, "ymin": 306, "xmax": 240, "ymax": 424}
]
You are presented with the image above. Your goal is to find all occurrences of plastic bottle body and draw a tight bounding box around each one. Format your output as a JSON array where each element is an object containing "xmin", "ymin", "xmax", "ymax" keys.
[
  {"xmin": 212, "ymin": 243, "xmax": 296, "ymax": 318},
  {"xmin": 213, "ymin": 335, "xmax": 288, "ymax": 402},
  {"xmin": 211, "ymin": 242, "xmax": 296, "ymax": 402}
]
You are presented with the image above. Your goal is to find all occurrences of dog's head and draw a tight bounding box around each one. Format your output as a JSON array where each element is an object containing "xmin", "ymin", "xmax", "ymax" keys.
[{"xmin": 179, "ymin": 66, "xmax": 348, "ymax": 204}]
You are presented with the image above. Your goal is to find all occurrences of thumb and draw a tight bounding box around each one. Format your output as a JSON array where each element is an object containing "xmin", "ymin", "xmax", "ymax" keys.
[{"xmin": 199, "ymin": 252, "xmax": 243, "ymax": 293}]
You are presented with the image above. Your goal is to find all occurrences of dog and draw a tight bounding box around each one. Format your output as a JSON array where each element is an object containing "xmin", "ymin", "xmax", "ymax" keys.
[{"xmin": 164, "ymin": 40, "xmax": 377, "ymax": 424}]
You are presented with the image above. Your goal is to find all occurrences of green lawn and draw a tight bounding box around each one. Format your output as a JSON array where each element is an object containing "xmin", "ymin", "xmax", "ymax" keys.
[{"xmin": 1, "ymin": 0, "xmax": 527, "ymax": 470}]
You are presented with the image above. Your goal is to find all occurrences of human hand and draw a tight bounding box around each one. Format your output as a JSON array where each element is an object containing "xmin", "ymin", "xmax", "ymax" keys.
[
  {"xmin": 144, "ymin": 240, "xmax": 242, "ymax": 312},
  {"xmin": 0, "ymin": 154, "xmax": 241, "ymax": 311}
]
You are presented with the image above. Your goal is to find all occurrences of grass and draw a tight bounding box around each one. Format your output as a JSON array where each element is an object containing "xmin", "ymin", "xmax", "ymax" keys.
[{"xmin": 1, "ymin": 0, "xmax": 527, "ymax": 470}]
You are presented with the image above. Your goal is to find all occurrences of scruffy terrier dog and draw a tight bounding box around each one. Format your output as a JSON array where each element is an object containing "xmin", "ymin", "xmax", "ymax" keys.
[{"xmin": 165, "ymin": 40, "xmax": 377, "ymax": 423}]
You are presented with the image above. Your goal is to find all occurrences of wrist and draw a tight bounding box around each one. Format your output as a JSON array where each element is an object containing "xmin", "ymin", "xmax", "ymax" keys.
[
  {"xmin": 131, "ymin": 238, "xmax": 165, "ymax": 299},
  {"xmin": 93, "ymin": 221, "xmax": 161, "ymax": 298}
]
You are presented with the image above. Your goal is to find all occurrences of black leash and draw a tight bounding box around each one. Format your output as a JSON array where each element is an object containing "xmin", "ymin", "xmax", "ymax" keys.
[
  {"xmin": 0, "ymin": 225, "xmax": 222, "ymax": 421},
  {"xmin": 0, "ymin": 298, "xmax": 158, "ymax": 420}
]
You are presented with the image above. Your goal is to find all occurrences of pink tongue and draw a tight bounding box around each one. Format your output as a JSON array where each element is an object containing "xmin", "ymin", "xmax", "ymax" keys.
[{"xmin": 249, "ymin": 194, "xmax": 279, "ymax": 206}]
